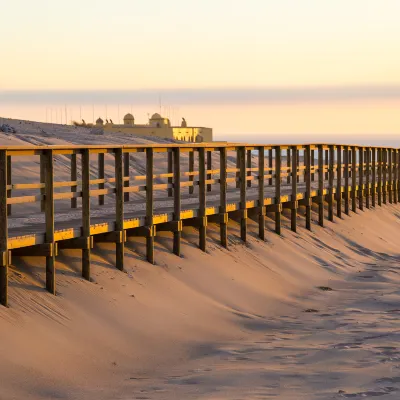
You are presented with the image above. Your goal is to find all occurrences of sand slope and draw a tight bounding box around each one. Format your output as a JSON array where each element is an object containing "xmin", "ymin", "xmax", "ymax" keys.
[{"xmin": 1, "ymin": 200, "xmax": 400, "ymax": 399}]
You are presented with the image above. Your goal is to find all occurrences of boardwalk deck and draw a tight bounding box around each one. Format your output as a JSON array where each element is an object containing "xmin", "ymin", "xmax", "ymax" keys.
[{"xmin": 0, "ymin": 143, "xmax": 398, "ymax": 307}]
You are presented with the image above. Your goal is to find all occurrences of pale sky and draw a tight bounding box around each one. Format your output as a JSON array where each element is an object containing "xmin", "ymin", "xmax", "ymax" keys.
[{"xmin": 1, "ymin": 0, "xmax": 400, "ymax": 138}]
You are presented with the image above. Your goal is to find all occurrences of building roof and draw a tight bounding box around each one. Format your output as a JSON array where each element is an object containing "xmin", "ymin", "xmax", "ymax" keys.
[
  {"xmin": 123, "ymin": 113, "xmax": 134, "ymax": 120},
  {"xmin": 150, "ymin": 113, "xmax": 162, "ymax": 119},
  {"xmin": 96, "ymin": 117, "xmax": 103, "ymax": 124}
]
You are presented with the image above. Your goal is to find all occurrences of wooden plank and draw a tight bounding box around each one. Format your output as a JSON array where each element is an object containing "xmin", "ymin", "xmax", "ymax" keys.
[
  {"xmin": 274, "ymin": 146, "xmax": 282, "ymax": 234},
  {"xmin": 124, "ymin": 152, "xmax": 130, "ymax": 203},
  {"xmin": 71, "ymin": 153, "xmax": 78, "ymax": 209},
  {"xmin": 258, "ymin": 146, "xmax": 265, "ymax": 240},
  {"xmin": 146, "ymin": 148, "xmax": 154, "ymax": 264},
  {"xmin": 115, "ymin": 148, "xmax": 125, "ymax": 270},
  {"xmin": 81, "ymin": 149, "xmax": 91, "ymax": 279},
  {"xmin": 207, "ymin": 150, "xmax": 212, "ymax": 192},
  {"xmin": 344, "ymin": 146, "xmax": 350, "ymax": 215},
  {"xmin": 328, "ymin": 145, "xmax": 334, "ymax": 222},
  {"xmin": 0, "ymin": 151, "xmax": 8, "ymax": 306},
  {"xmin": 199, "ymin": 148, "xmax": 207, "ymax": 251},
  {"xmin": 372, "ymin": 148, "xmax": 376, "ymax": 207},
  {"xmin": 239, "ymin": 147, "xmax": 247, "ymax": 241},
  {"xmin": 352, "ymin": 147, "xmax": 357, "ymax": 212},
  {"xmin": 44, "ymin": 150, "xmax": 56, "ymax": 295},
  {"xmin": 173, "ymin": 148, "xmax": 182, "ymax": 255},
  {"xmin": 305, "ymin": 145, "xmax": 312, "ymax": 230},
  {"xmin": 220, "ymin": 147, "xmax": 228, "ymax": 248},
  {"xmin": 336, "ymin": 145, "xmax": 342, "ymax": 218},
  {"xmin": 318, "ymin": 145, "xmax": 324, "ymax": 226},
  {"xmin": 291, "ymin": 146, "xmax": 298, "ymax": 232},
  {"xmin": 98, "ymin": 153, "xmax": 105, "ymax": 206},
  {"xmin": 189, "ymin": 150, "xmax": 194, "ymax": 195}
]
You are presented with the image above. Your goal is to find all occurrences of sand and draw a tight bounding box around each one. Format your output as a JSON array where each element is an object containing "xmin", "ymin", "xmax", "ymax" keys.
[{"xmin": 1, "ymin": 119, "xmax": 400, "ymax": 399}]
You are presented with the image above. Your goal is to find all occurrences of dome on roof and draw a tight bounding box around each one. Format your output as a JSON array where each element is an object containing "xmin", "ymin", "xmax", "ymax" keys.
[
  {"xmin": 96, "ymin": 117, "xmax": 104, "ymax": 125},
  {"xmin": 150, "ymin": 113, "xmax": 162, "ymax": 119},
  {"xmin": 124, "ymin": 113, "xmax": 134, "ymax": 121}
]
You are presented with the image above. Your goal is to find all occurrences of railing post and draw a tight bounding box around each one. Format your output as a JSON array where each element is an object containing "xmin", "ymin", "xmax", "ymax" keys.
[
  {"xmin": 268, "ymin": 148, "xmax": 273, "ymax": 186},
  {"xmin": 0, "ymin": 150, "xmax": 9, "ymax": 307},
  {"xmin": 146, "ymin": 148, "xmax": 155, "ymax": 264},
  {"xmin": 199, "ymin": 148, "xmax": 207, "ymax": 251},
  {"xmin": 239, "ymin": 146, "xmax": 247, "ymax": 241},
  {"xmin": 7, "ymin": 155, "xmax": 11, "ymax": 216},
  {"xmin": 383, "ymin": 148, "xmax": 387, "ymax": 204},
  {"xmin": 115, "ymin": 148, "xmax": 125, "ymax": 270},
  {"xmin": 70, "ymin": 153, "xmax": 77, "ymax": 209},
  {"xmin": 372, "ymin": 148, "xmax": 376, "ymax": 207},
  {"xmin": 167, "ymin": 150, "xmax": 173, "ymax": 197},
  {"xmin": 297, "ymin": 149, "xmax": 300, "ymax": 183},
  {"xmin": 358, "ymin": 147, "xmax": 364, "ymax": 211},
  {"xmin": 98, "ymin": 153, "xmax": 105, "ymax": 206},
  {"xmin": 389, "ymin": 149, "xmax": 393, "ymax": 204},
  {"xmin": 124, "ymin": 152, "xmax": 130, "ymax": 203},
  {"xmin": 311, "ymin": 149, "xmax": 315, "ymax": 182},
  {"xmin": 324, "ymin": 149, "xmax": 329, "ymax": 180},
  {"xmin": 291, "ymin": 146, "xmax": 298, "ymax": 232},
  {"xmin": 44, "ymin": 149, "xmax": 56, "ymax": 295},
  {"xmin": 305, "ymin": 145, "xmax": 312, "ymax": 230},
  {"xmin": 207, "ymin": 150, "xmax": 212, "ymax": 192},
  {"xmin": 40, "ymin": 153, "xmax": 46, "ymax": 212},
  {"xmin": 397, "ymin": 149, "xmax": 400, "ymax": 202},
  {"xmin": 219, "ymin": 147, "xmax": 228, "ymax": 248},
  {"xmin": 275, "ymin": 146, "xmax": 282, "ymax": 235},
  {"xmin": 352, "ymin": 147, "xmax": 357, "ymax": 212},
  {"xmin": 366, "ymin": 147, "xmax": 370, "ymax": 209},
  {"xmin": 287, "ymin": 149, "xmax": 291, "ymax": 185},
  {"xmin": 344, "ymin": 146, "xmax": 350, "ymax": 215},
  {"xmin": 247, "ymin": 149, "xmax": 252, "ymax": 188},
  {"xmin": 258, "ymin": 146, "xmax": 265, "ymax": 240},
  {"xmin": 318, "ymin": 145, "xmax": 324, "ymax": 226},
  {"xmin": 236, "ymin": 149, "xmax": 240, "ymax": 189},
  {"xmin": 189, "ymin": 150, "xmax": 194, "ymax": 195},
  {"xmin": 82, "ymin": 149, "xmax": 91, "ymax": 279},
  {"xmin": 336, "ymin": 145, "xmax": 342, "ymax": 218},
  {"xmin": 394, "ymin": 149, "xmax": 398, "ymax": 204},
  {"xmin": 173, "ymin": 148, "xmax": 182, "ymax": 255},
  {"xmin": 328, "ymin": 145, "xmax": 334, "ymax": 222},
  {"xmin": 378, "ymin": 148, "xmax": 382, "ymax": 206}
]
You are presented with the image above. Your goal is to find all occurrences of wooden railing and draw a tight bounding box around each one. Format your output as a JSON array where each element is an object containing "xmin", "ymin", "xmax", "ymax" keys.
[{"xmin": 0, "ymin": 143, "xmax": 399, "ymax": 307}]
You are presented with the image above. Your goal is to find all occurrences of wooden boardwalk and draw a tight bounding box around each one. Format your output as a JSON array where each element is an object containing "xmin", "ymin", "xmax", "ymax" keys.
[{"xmin": 0, "ymin": 143, "xmax": 398, "ymax": 306}]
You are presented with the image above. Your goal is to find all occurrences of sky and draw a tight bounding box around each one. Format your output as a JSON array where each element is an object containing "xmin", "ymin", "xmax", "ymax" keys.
[{"xmin": 1, "ymin": 0, "xmax": 400, "ymax": 141}]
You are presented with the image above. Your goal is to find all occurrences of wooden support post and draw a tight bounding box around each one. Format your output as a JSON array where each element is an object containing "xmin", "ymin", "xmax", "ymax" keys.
[
  {"xmin": 6, "ymin": 155, "xmax": 11, "ymax": 216},
  {"xmin": 40, "ymin": 153, "xmax": 46, "ymax": 212},
  {"xmin": 98, "ymin": 153, "xmax": 105, "ymax": 206},
  {"xmin": 328, "ymin": 145, "xmax": 334, "ymax": 222},
  {"xmin": 394, "ymin": 149, "xmax": 398, "ymax": 204},
  {"xmin": 324, "ymin": 149, "xmax": 329, "ymax": 180},
  {"xmin": 378, "ymin": 148, "xmax": 382, "ymax": 206},
  {"xmin": 124, "ymin": 152, "xmax": 130, "ymax": 203},
  {"xmin": 352, "ymin": 147, "xmax": 357, "ymax": 212},
  {"xmin": 199, "ymin": 148, "xmax": 207, "ymax": 251},
  {"xmin": 291, "ymin": 146, "xmax": 298, "ymax": 232},
  {"xmin": 344, "ymin": 146, "xmax": 350, "ymax": 215},
  {"xmin": 372, "ymin": 148, "xmax": 376, "ymax": 207},
  {"xmin": 358, "ymin": 147, "xmax": 364, "ymax": 211},
  {"xmin": 70, "ymin": 153, "xmax": 78, "ymax": 209},
  {"xmin": 44, "ymin": 150, "xmax": 56, "ymax": 295},
  {"xmin": 336, "ymin": 145, "xmax": 342, "ymax": 218},
  {"xmin": 268, "ymin": 148, "xmax": 273, "ymax": 185},
  {"xmin": 173, "ymin": 148, "xmax": 182, "ymax": 255},
  {"xmin": 397, "ymin": 149, "xmax": 400, "ymax": 203},
  {"xmin": 189, "ymin": 150, "xmax": 194, "ymax": 195},
  {"xmin": 297, "ymin": 149, "xmax": 300, "ymax": 183},
  {"xmin": 318, "ymin": 145, "xmax": 324, "ymax": 226},
  {"xmin": 167, "ymin": 150, "xmax": 173, "ymax": 197},
  {"xmin": 146, "ymin": 148, "xmax": 155, "ymax": 264},
  {"xmin": 81, "ymin": 149, "xmax": 91, "ymax": 279},
  {"xmin": 287, "ymin": 149, "xmax": 291, "ymax": 185},
  {"xmin": 236, "ymin": 149, "xmax": 240, "ymax": 189},
  {"xmin": 258, "ymin": 146, "xmax": 265, "ymax": 240},
  {"xmin": 239, "ymin": 147, "xmax": 247, "ymax": 241},
  {"xmin": 219, "ymin": 147, "xmax": 228, "ymax": 248},
  {"xmin": 366, "ymin": 148, "xmax": 370, "ymax": 208},
  {"xmin": 383, "ymin": 148, "xmax": 387, "ymax": 204},
  {"xmin": 247, "ymin": 149, "xmax": 252, "ymax": 188},
  {"xmin": 388, "ymin": 149, "xmax": 393, "ymax": 204},
  {"xmin": 0, "ymin": 151, "xmax": 9, "ymax": 307},
  {"xmin": 275, "ymin": 146, "xmax": 282, "ymax": 235},
  {"xmin": 305, "ymin": 145, "xmax": 312, "ymax": 230},
  {"xmin": 115, "ymin": 148, "xmax": 125, "ymax": 270},
  {"xmin": 311, "ymin": 149, "xmax": 315, "ymax": 181},
  {"xmin": 207, "ymin": 150, "xmax": 212, "ymax": 192}
]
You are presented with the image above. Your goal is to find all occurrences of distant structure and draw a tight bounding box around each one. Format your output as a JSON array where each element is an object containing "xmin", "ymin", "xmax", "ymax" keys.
[{"xmin": 95, "ymin": 112, "xmax": 212, "ymax": 142}]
